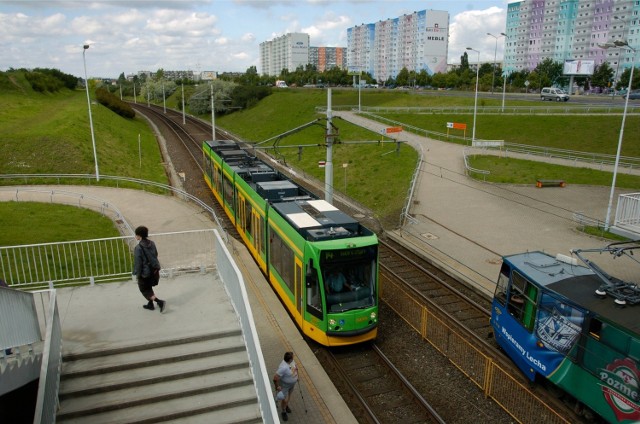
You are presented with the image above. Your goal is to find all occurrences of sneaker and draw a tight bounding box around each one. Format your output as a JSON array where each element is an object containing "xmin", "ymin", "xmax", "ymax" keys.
[
  {"xmin": 286, "ymin": 406, "xmax": 292, "ymax": 413},
  {"xmin": 158, "ymin": 300, "xmax": 166, "ymax": 313},
  {"xmin": 281, "ymin": 411, "xmax": 288, "ymax": 422},
  {"xmin": 143, "ymin": 303, "xmax": 155, "ymax": 311}
]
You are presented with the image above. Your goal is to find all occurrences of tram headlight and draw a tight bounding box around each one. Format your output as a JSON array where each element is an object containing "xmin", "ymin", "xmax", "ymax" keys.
[
  {"xmin": 370, "ymin": 312, "xmax": 377, "ymax": 321},
  {"xmin": 329, "ymin": 318, "xmax": 337, "ymax": 326}
]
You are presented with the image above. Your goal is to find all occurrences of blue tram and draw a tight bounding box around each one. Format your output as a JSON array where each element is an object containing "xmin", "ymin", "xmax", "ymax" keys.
[
  {"xmin": 202, "ymin": 139, "xmax": 379, "ymax": 346},
  {"xmin": 491, "ymin": 242, "xmax": 640, "ymax": 423}
]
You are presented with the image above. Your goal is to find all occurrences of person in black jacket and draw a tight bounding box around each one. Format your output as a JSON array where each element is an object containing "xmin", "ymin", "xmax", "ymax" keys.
[{"xmin": 133, "ymin": 226, "xmax": 166, "ymax": 313}]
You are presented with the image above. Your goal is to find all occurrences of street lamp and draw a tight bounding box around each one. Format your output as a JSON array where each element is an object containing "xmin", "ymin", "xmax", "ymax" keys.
[
  {"xmin": 467, "ymin": 47, "xmax": 480, "ymax": 144},
  {"xmin": 599, "ymin": 40, "xmax": 637, "ymax": 231},
  {"xmin": 82, "ymin": 44, "xmax": 100, "ymax": 182},
  {"xmin": 487, "ymin": 33, "xmax": 506, "ymax": 94}
]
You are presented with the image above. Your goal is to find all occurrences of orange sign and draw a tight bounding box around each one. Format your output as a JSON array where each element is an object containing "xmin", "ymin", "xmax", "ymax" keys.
[
  {"xmin": 385, "ymin": 126, "xmax": 403, "ymax": 134},
  {"xmin": 447, "ymin": 122, "xmax": 467, "ymax": 130}
]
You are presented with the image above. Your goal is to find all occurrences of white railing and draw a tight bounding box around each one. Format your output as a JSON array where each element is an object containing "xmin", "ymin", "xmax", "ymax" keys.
[
  {"xmin": 33, "ymin": 290, "xmax": 61, "ymax": 424},
  {"xmin": 615, "ymin": 193, "xmax": 640, "ymax": 235},
  {"xmin": 0, "ymin": 230, "xmax": 218, "ymax": 290},
  {"xmin": 214, "ymin": 231, "xmax": 279, "ymax": 424}
]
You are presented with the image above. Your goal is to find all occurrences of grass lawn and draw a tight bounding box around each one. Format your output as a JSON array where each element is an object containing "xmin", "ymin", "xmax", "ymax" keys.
[
  {"xmin": 0, "ymin": 88, "xmax": 167, "ymax": 184},
  {"xmin": 466, "ymin": 155, "xmax": 640, "ymax": 188},
  {"xmin": 0, "ymin": 202, "xmax": 120, "ymax": 246}
]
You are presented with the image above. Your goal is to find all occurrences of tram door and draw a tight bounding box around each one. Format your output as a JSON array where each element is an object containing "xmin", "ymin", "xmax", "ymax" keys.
[{"xmin": 295, "ymin": 257, "xmax": 303, "ymax": 327}]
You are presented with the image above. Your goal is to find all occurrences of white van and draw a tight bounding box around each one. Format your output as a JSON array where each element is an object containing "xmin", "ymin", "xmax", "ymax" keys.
[{"xmin": 541, "ymin": 87, "xmax": 569, "ymax": 102}]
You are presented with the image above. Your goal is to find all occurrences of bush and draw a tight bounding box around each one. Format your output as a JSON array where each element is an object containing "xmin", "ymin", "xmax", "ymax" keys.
[{"xmin": 95, "ymin": 87, "xmax": 136, "ymax": 119}]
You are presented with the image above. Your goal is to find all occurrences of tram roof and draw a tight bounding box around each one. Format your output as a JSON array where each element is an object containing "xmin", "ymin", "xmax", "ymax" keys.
[
  {"xmin": 271, "ymin": 199, "xmax": 369, "ymax": 241},
  {"xmin": 505, "ymin": 251, "xmax": 639, "ymax": 336}
]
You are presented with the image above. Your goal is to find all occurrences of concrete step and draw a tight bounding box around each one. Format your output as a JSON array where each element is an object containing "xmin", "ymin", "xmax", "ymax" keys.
[
  {"xmin": 59, "ymin": 352, "xmax": 249, "ymax": 399},
  {"xmin": 60, "ymin": 331, "xmax": 244, "ymax": 378},
  {"xmin": 57, "ymin": 386, "xmax": 260, "ymax": 424},
  {"xmin": 56, "ymin": 331, "xmax": 260, "ymax": 423},
  {"xmin": 57, "ymin": 369, "xmax": 255, "ymax": 419}
]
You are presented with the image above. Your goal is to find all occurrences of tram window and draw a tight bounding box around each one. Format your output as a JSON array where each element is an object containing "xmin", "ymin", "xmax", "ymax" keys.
[
  {"xmin": 305, "ymin": 259, "xmax": 323, "ymax": 320},
  {"xmin": 269, "ymin": 228, "xmax": 295, "ymax": 293},
  {"xmin": 536, "ymin": 293, "xmax": 584, "ymax": 354},
  {"xmin": 588, "ymin": 318, "xmax": 602, "ymax": 339},
  {"xmin": 245, "ymin": 202, "xmax": 252, "ymax": 237},
  {"xmin": 223, "ymin": 176, "xmax": 234, "ymax": 210},
  {"xmin": 509, "ymin": 271, "xmax": 539, "ymax": 332},
  {"xmin": 494, "ymin": 264, "xmax": 510, "ymax": 305}
]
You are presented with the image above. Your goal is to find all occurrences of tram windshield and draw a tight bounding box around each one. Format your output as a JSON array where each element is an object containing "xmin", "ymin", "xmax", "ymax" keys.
[{"xmin": 320, "ymin": 246, "xmax": 377, "ymax": 312}]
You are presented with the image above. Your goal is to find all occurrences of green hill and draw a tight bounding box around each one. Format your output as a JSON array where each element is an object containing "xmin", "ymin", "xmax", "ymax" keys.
[{"xmin": 0, "ymin": 70, "xmax": 166, "ymax": 184}]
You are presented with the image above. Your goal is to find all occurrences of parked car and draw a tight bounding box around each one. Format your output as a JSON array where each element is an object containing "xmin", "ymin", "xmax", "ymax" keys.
[
  {"xmin": 626, "ymin": 89, "xmax": 640, "ymax": 100},
  {"xmin": 541, "ymin": 87, "xmax": 570, "ymax": 102}
]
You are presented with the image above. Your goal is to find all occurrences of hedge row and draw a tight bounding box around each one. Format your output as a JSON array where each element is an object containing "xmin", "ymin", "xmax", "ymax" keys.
[{"xmin": 95, "ymin": 87, "xmax": 135, "ymax": 119}]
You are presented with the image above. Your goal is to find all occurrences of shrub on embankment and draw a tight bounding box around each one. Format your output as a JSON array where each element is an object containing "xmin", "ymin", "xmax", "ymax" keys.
[{"xmin": 96, "ymin": 87, "xmax": 136, "ymax": 119}]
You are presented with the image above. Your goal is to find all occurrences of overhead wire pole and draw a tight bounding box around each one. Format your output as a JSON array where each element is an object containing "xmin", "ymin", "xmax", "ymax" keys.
[
  {"xmin": 82, "ymin": 44, "xmax": 100, "ymax": 182},
  {"xmin": 325, "ymin": 88, "xmax": 334, "ymax": 204},
  {"xmin": 602, "ymin": 40, "xmax": 637, "ymax": 231},
  {"xmin": 210, "ymin": 84, "xmax": 215, "ymax": 141},
  {"xmin": 487, "ymin": 33, "xmax": 505, "ymax": 94}
]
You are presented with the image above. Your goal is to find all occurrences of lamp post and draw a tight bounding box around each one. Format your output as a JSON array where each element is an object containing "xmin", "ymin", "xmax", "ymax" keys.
[
  {"xmin": 82, "ymin": 44, "xmax": 100, "ymax": 182},
  {"xmin": 466, "ymin": 47, "xmax": 480, "ymax": 144},
  {"xmin": 487, "ymin": 33, "xmax": 506, "ymax": 94},
  {"xmin": 600, "ymin": 40, "xmax": 636, "ymax": 231}
]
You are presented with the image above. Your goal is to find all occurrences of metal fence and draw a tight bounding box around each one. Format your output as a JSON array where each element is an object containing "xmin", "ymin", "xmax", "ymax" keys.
[
  {"xmin": 321, "ymin": 104, "xmax": 640, "ymax": 115},
  {"xmin": 381, "ymin": 275, "xmax": 570, "ymax": 424},
  {"xmin": 0, "ymin": 230, "xmax": 218, "ymax": 290},
  {"xmin": 616, "ymin": 193, "xmax": 640, "ymax": 234}
]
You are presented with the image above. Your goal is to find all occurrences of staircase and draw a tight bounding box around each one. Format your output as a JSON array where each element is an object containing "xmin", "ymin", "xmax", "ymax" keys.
[{"xmin": 56, "ymin": 330, "xmax": 262, "ymax": 424}]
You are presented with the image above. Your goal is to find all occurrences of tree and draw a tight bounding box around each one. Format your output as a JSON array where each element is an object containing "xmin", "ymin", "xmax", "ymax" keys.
[
  {"xmin": 590, "ymin": 62, "xmax": 614, "ymax": 91},
  {"xmin": 395, "ymin": 67, "xmax": 410, "ymax": 86},
  {"xmin": 459, "ymin": 52, "xmax": 469, "ymax": 73},
  {"xmin": 533, "ymin": 58, "xmax": 563, "ymax": 88},
  {"xmin": 618, "ymin": 66, "xmax": 640, "ymax": 91}
]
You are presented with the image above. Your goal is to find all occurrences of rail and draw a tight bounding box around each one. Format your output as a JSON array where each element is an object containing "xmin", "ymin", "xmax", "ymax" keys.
[
  {"xmin": 0, "ymin": 230, "xmax": 218, "ymax": 290},
  {"xmin": 319, "ymin": 104, "xmax": 640, "ymax": 115},
  {"xmin": 33, "ymin": 290, "xmax": 61, "ymax": 424},
  {"xmin": 0, "ymin": 174, "xmax": 227, "ymax": 240},
  {"xmin": 400, "ymin": 144, "xmax": 425, "ymax": 227},
  {"xmin": 355, "ymin": 113, "xmax": 640, "ymax": 171}
]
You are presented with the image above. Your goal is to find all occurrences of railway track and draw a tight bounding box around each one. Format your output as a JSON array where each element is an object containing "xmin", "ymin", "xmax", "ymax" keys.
[
  {"xmin": 320, "ymin": 343, "xmax": 445, "ymax": 424},
  {"xmin": 379, "ymin": 238, "xmax": 494, "ymax": 342},
  {"xmin": 134, "ymin": 102, "xmax": 585, "ymax": 423}
]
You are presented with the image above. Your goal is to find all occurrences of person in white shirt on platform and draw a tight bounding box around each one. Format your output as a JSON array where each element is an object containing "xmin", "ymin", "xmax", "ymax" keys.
[{"xmin": 273, "ymin": 351, "xmax": 298, "ymax": 422}]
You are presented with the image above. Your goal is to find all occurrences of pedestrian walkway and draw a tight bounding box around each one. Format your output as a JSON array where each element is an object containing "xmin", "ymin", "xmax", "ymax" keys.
[
  {"xmin": 0, "ymin": 185, "xmax": 356, "ymax": 424},
  {"xmin": 334, "ymin": 111, "xmax": 636, "ymax": 296}
]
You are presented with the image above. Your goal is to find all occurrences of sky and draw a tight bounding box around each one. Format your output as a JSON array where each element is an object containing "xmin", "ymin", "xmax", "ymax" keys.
[{"xmin": 0, "ymin": 0, "xmax": 513, "ymax": 79}]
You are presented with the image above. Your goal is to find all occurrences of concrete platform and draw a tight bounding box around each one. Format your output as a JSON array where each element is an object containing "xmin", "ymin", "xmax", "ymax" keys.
[{"xmin": 1, "ymin": 185, "xmax": 355, "ymax": 423}]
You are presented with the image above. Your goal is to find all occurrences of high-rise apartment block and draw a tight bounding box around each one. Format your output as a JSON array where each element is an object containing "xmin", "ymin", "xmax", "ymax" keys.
[
  {"xmin": 259, "ymin": 33, "xmax": 310, "ymax": 76},
  {"xmin": 504, "ymin": 0, "xmax": 639, "ymax": 74},
  {"xmin": 347, "ymin": 10, "xmax": 449, "ymax": 83},
  {"xmin": 309, "ymin": 47, "xmax": 347, "ymax": 72}
]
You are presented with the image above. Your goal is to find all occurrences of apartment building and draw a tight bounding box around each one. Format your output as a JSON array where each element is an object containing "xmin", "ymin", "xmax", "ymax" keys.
[
  {"xmin": 259, "ymin": 33, "xmax": 310, "ymax": 76},
  {"xmin": 504, "ymin": 0, "xmax": 639, "ymax": 74},
  {"xmin": 347, "ymin": 9, "xmax": 449, "ymax": 83},
  {"xmin": 309, "ymin": 47, "xmax": 347, "ymax": 72}
]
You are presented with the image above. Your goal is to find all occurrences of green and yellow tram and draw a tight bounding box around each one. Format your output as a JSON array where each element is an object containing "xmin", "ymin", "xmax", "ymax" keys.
[{"xmin": 203, "ymin": 140, "xmax": 378, "ymax": 346}]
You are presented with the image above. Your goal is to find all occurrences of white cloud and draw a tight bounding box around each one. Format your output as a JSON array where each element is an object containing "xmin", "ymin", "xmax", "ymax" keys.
[{"xmin": 449, "ymin": 7, "xmax": 506, "ymax": 64}]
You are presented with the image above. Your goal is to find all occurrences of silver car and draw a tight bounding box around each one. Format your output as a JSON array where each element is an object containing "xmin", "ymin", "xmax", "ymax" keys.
[{"xmin": 541, "ymin": 87, "xmax": 570, "ymax": 102}]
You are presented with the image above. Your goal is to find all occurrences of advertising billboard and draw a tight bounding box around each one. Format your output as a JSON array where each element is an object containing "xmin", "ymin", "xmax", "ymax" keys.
[{"xmin": 563, "ymin": 59, "xmax": 595, "ymax": 76}]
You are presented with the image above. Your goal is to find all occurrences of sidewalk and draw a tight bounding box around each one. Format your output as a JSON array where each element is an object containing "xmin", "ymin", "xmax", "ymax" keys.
[{"xmin": 335, "ymin": 111, "xmax": 633, "ymax": 295}]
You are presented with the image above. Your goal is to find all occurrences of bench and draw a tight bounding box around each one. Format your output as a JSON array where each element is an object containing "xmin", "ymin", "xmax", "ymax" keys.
[{"xmin": 536, "ymin": 179, "xmax": 566, "ymax": 188}]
